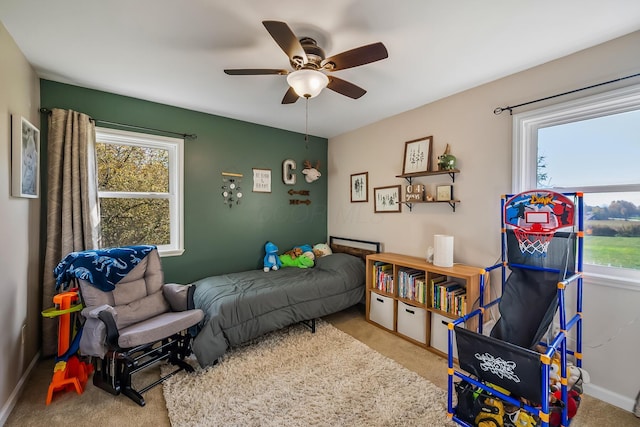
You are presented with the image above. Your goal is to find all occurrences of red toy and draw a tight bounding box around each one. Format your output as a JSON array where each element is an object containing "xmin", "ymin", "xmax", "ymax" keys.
[{"xmin": 549, "ymin": 389, "xmax": 579, "ymax": 426}]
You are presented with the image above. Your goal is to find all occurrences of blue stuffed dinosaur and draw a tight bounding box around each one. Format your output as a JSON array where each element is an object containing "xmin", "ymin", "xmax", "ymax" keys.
[{"xmin": 263, "ymin": 241, "xmax": 282, "ymax": 272}]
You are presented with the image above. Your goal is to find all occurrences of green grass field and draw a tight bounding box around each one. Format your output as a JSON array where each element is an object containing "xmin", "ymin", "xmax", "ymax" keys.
[{"xmin": 583, "ymin": 235, "xmax": 640, "ymax": 269}]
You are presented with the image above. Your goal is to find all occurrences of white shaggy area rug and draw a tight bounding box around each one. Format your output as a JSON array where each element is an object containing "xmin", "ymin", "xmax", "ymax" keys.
[{"xmin": 162, "ymin": 321, "xmax": 455, "ymax": 427}]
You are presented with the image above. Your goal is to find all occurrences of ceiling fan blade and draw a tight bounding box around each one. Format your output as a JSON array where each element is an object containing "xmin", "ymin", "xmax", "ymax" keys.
[
  {"xmin": 281, "ymin": 87, "xmax": 299, "ymax": 104},
  {"xmin": 262, "ymin": 20, "xmax": 307, "ymax": 65},
  {"xmin": 224, "ymin": 69, "xmax": 288, "ymax": 75},
  {"xmin": 327, "ymin": 76, "xmax": 367, "ymax": 99},
  {"xmin": 322, "ymin": 42, "xmax": 388, "ymax": 71}
]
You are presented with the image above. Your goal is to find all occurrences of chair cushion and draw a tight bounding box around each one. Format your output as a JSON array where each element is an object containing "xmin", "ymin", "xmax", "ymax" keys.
[
  {"xmin": 79, "ymin": 249, "xmax": 171, "ymax": 329},
  {"xmin": 163, "ymin": 283, "xmax": 193, "ymax": 311},
  {"xmin": 115, "ymin": 290, "xmax": 171, "ymax": 330},
  {"xmin": 118, "ymin": 309, "xmax": 204, "ymax": 348}
]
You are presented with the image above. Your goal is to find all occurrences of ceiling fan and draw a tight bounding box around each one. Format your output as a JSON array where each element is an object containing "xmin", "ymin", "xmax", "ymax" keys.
[{"xmin": 224, "ymin": 20, "xmax": 388, "ymax": 104}]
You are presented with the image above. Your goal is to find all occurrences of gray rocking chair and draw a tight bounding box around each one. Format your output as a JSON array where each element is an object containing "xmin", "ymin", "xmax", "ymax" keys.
[{"xmin": 74, "ymin": 248, "xmax": 203, "ymax": 406}]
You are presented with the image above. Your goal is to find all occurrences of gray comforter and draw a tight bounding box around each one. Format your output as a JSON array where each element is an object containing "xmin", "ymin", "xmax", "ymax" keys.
[{"xmin": 191, "ymin": 253, "xmax": 365, "ymax": 367}]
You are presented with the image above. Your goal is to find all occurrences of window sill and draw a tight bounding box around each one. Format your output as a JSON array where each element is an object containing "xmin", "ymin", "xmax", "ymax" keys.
[
  {"xmin": 583, "ymin": 271, "xmax": 640, "ymax": 292},
  {"xmin": 158, "ymin": 248, "xmax": 184, "ymax": 257}
]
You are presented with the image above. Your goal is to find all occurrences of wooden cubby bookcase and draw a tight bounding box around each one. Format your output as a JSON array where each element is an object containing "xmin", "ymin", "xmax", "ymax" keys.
[{"xmin": 365, "ymin": 252, "xmax": 487, "ymax": 358}]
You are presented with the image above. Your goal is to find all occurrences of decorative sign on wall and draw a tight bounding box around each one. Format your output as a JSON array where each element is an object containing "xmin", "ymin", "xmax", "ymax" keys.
[
  {"xmin": 282, "ymin": 159, "xmax": 297, "ymax": 185},
  {"xmin": 221, "ymin": 172, "xmax": 243, "ymax": 207},
  {"xmin": 288, "ymin": 189, "xmax": 310, "ymax": 196},
  {"xmin": 253, "ymin": 168, "xmax": 272, "ymax": 193},
  {"xmin": 405, "ymin": 184, "xmax": 425, "ymax": 202},
  {"xmin": 302, "ymin": 160, "xmax": 321, "ymax": 183}
]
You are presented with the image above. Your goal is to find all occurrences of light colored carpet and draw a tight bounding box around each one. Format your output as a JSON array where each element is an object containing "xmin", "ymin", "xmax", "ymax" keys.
[{"xmin": 162, "ymin": 320, "xmax": 456, "ymax": 427}]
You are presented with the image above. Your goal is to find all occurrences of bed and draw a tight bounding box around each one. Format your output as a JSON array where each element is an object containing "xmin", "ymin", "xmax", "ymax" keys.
[{"xmin": 190, "ymin": 237, "xmax": 380, "ymax": 367}]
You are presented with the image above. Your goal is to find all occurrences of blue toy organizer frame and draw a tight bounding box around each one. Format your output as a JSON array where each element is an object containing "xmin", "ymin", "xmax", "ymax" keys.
[{"xmin": 446, "ymin": 191, "xmax": 584, "ymax": 427}]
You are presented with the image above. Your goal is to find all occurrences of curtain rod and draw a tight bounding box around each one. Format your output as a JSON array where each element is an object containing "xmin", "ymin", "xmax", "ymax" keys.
[
  {"xmin": 39, "ymin": 108, "xmax": 197, "ymax": 140},
  {"xmin": 493, "ymin": 71, "xmax": 640, "ymax": 115}
]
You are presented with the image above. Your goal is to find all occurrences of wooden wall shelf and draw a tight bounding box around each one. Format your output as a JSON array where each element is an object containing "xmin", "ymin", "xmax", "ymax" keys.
[{"xmin": 396, "ymin": 169, "xmax": 459, "ymax": 184}]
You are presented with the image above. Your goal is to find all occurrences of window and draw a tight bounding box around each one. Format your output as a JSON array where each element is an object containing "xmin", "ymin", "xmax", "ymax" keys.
[
  {"xmin": 95, "ymin": 127, "xmax": 184, "ymax": 256},
  {"xmin": 513, "ymin": 84, "xmax": 640, "ymax": 289}
]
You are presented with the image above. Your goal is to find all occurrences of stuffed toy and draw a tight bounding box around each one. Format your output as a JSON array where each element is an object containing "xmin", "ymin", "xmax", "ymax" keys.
[
  {"xmin": 279, "ymin": 252, "xmax": 314, "ymax": 268},
  {"xmin": 296, "ymin": 244, "xmax": 313, "ymax": 254},
  {"xmin": 549, "ymin": 355, "xmax": 589, "ymax": 393},
  {"xmin": 549, "ymin": 389, "xmax": 579, "ymax": 426},
  {"xmin": 567, "ymin": 363, "xmax": 589, "ymax": 393},
  {"xmin": 263, "ymin": 241, "xmax": 282, "ymax": 272},
  {"xmin": 284, "ymin": 247, "xmax": 303, "ymax": 259},
  {"xmin": 283, "ymin": 244, "xmax": 313, "ymax": 260},
  {"xmin": 313, "ymin": 243, "xmax": 332, "ymax": 258}
]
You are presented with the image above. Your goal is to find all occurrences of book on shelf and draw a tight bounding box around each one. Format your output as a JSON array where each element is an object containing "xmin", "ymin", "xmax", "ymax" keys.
[
  {"xmin": 433, "ymin": 279, "xmax": 467, "ymax": 316},
  {"xmin": 448, "ymin": 287, "xmax": 467, "ymax": 316},
  {"xmin": 428, "ymin": 275, "xmax": 447, "ymax": 309},
  {"xmin": 373, "ymin": 261, "xmax": 394, "ymax": 294},
  {"xmin": 398, "ymin": 268, "xmax": 426, "ymax": 303}
]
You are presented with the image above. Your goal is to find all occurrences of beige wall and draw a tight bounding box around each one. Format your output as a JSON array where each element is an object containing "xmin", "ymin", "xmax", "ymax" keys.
[
  {"xmin": 329, "ymin": 31, "xmax": 640, "ymax": 411},
  {"xmin": 0, "ymin": 22, "xmax": 41, "ymax": 422}
]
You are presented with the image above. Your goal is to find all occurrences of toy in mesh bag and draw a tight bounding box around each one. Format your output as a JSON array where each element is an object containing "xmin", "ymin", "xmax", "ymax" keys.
[
  {"xmin": 474, "ymin": 395, "xmax": 505, "ymax": 427},
  {"xmin": 454, "ymin": 380, "xmax": 479, "ymax": 424},
  {"xmin": 503, "ymin": 406, "xmax": 539, "ymax": 427},
  {"xmin": 455, "ymin": 380, "xmax": 543, "ymax": 427},
  {"xmin": 455, "ymin": 381, "xmax": 508, "ymax": 427}
]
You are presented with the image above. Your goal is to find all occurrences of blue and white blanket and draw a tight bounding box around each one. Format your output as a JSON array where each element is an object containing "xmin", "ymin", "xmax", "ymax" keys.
[{"xmin": 54, "ymin": 245, "xmax": 156, "ymax": 291}]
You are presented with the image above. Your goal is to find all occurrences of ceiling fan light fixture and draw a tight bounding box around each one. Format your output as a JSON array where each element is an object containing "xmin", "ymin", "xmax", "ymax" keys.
[{"xmin": 286, "ymin": 69, "xmax": 329, "ymax": 98}]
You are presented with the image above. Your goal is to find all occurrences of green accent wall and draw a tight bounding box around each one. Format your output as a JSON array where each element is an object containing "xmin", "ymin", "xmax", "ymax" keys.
[{"xmin": 40, "ymin": 80, "xmax": 327, "ymax": 284}]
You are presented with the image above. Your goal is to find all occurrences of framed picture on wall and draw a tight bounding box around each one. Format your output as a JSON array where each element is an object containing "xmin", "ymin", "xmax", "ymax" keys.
[
  {"xmin": 253, "ymin": 168, "xmax": 272, "ymax": 193},
  {"xmin": 350, "ymin": 172, "xmax": 368, "ymax": 202},
  {"xmin": 374, "ymin": 185, "xmax": 402, "ymax": 213},
  {"xmin": 11, "ymin": 115, "xmax": 40, "ymax": 198},
  {"xmin": 402, "ymin": 135, "xmax": 433, "ymax": 174}
]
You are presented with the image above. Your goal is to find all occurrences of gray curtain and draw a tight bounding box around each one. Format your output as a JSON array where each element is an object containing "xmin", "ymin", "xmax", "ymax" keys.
[{"xmin": 42, "ymin": 108, "xmax": 100, "ymax": 356}]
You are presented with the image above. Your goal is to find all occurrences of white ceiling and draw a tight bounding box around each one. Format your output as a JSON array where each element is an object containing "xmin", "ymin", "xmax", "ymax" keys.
[{"xmin": 2, "ymin": 0, "xmax": 640, "ymax": 138}]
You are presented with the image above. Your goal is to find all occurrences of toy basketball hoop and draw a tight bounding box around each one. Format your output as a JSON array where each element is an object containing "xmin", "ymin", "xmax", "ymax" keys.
[{"xmin": 504, "ymin": 190, "xmax": 575, "ymax": 256}]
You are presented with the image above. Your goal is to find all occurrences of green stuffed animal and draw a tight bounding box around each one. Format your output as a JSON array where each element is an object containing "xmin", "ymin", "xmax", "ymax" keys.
[{"xmin": 279, "ymin": 252, "xmax": 315, "ymax": 268}]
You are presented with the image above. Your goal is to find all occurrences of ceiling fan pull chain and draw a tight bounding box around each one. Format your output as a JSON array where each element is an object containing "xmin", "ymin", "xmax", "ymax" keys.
[{"xmin": 305, "ymin": 97, "xmax": 309, "ymax": 146}]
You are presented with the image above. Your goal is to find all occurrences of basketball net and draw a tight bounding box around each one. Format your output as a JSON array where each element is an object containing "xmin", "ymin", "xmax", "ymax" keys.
[{"xmin": 513, "ymin": 227, "xmax": 555, "ymax": 257}]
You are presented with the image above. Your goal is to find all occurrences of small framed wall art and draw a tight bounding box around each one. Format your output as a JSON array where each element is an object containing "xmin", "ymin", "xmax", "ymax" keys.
[
  {"xmin": 402, "ymin": 135, "xmax": 433, "ymax": 175},
  {"xmin": 374, "ymin": 185, "xmax": 402, "ymax": 213},
  {"xmin": 11, "ymin": 115, "xmax": 40, "ymax": 198},
  {"xmin": 253, "ymin": 168, "xmax": 272, "ymax": 193},
  {"xmin": 436, "ymin": 184, "xmax": 453, "ymax": 201},
  {"xmin": 350, "ymin": 172, "xmax": 368, "ymax": 202}
]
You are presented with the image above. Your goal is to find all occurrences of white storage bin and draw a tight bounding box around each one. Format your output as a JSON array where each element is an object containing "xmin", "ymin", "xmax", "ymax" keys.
[
  {"xmin": 397, "ymin": 301, "xmax": 427, "ymax": 344},
  {"xmin": 430, "ymin": 312, "xmax": 462, "ymax": 357},
  {"xmin": 369, "ymin": 292, "xmax": 394, "ymax": 331}
]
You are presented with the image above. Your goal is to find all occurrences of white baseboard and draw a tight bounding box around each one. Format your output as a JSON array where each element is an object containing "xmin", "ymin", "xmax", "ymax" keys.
[
  {"xmin": 584, "ymin": 382, "xmax": 636, "ymax": 413},
  {"xmin": 0, "ymin": 352, "xmax": 40, "ymax": 426}
]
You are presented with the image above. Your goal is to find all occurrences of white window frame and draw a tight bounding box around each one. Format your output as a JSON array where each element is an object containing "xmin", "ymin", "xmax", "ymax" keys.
[
  {"xmin": 512, "ymin": 83, "xmax": 640, "ymax": 291},
  {"xmin": 95, "ymin": 127, "xmax": 184, "ymax": 257}
]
